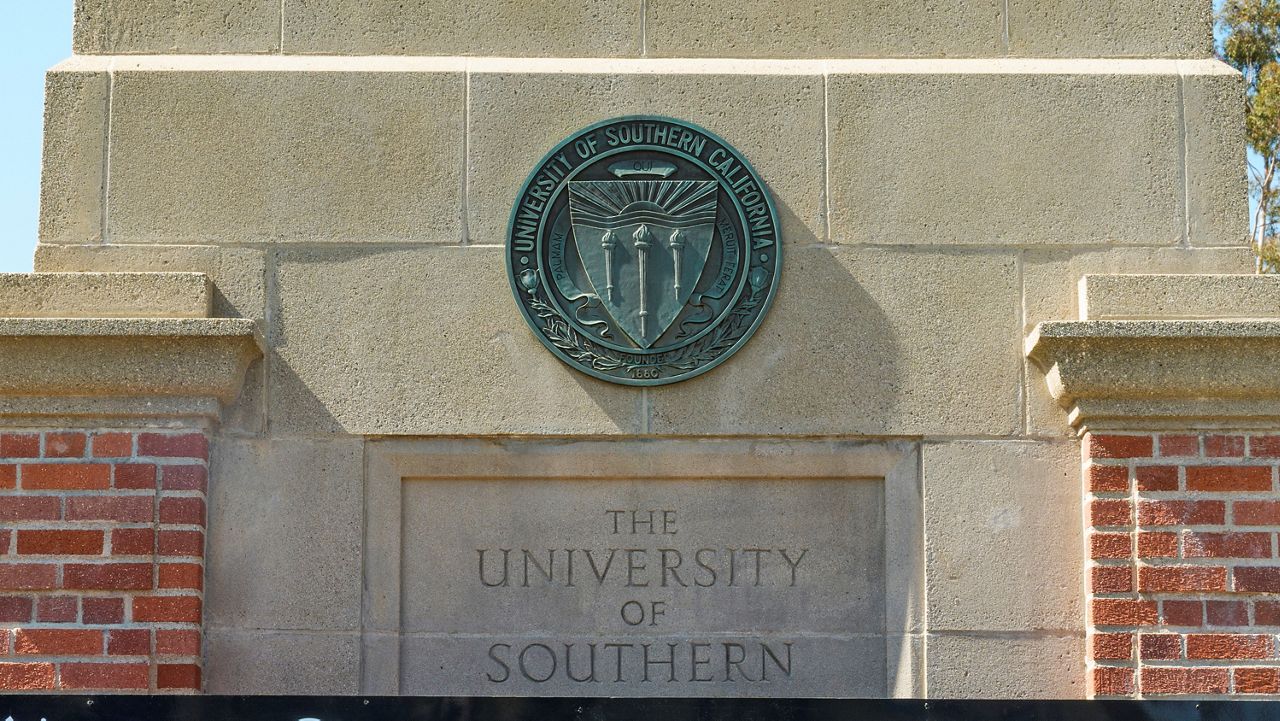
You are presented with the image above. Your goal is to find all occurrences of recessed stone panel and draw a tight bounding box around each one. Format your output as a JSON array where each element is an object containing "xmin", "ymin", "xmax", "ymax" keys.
[{"xmin": 397, "ymin": 476, "xmax": 887, "ymax": 697}]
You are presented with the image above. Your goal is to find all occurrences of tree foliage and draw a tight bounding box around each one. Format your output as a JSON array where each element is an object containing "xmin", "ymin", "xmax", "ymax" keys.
[{"xmin": 1220, "ymin": 0, "xmax": 1280, "ymax": 271}]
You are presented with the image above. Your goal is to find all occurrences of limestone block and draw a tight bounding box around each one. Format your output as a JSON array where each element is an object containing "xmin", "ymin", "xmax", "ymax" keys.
[
  {"xmin": 468, "ymin": 69, "xmax": 824, "ymax": 247},
  {"xmin": 1184, "ymin": 65, "xmax": 1250, "ymax": 248},
  {"xmin": 1027, "ymin": 319, "xmax": 1280, "ymax": 431},
  {"xmin": 270, "ymin": 246, "xmax": 643, "ymax": 435},
  {"xmin": 828, "ymin": 70, "xmax": 1184, "ymax": 246},
  {"xmin": 645, "ymin": 0, "xmax": 1002, "ymax": 59},
  {"xmin": 648, "ymin": 246, "xmax": 1021, "ymax": 436},
  {"xmin": 1083, "ymin": 274, "xmax": 1280, "ymax": 321},
  {"xmin": 926, "ymin": 634, "xmax": 1085, "ymax": 699},
  {"xmin": 206, "ymin": 438, "xmax": 363, "ymax": 631},
  {"xmin": 0, "ymin": 318, "xmax": 261, "ymax": 404},
  {"xmin": 1007, "ymin": 0, "xmax": 1212, "ymax": 58},
  {"xmin": 39, "ymin": 70, "xmax": 107, "ymax": 246},
  {"xmin": 0, "ymin": 273, "xmax": 210, "ymax": 319},
  {"xmin": 74, "ymin": 0, "xmax": 280, "ymax": 54},
  {"xmin": 283, "ymin": 0, "xmax": 639, "ymax": 56},
  {"xmin": 923, "ymin": 441, "xmax": 1081, "ymax": 633},
  {"xmin": 33, "ymin": 244, "xmax": 268, "ymax": 321},
  {"xmin": 34, "ymin": 244, "xmax": 270, "ymax": 433},
  {"xmin": 106, "ymin": 69, "xmax": 464, "ymax": 244},
  {"xmin": 205, "ymin": 629, "xmax": 360, "ymax": 694},
  {"xmin": 1022, "ymin": 247, "xmax": 1254, "ymax": 436}
]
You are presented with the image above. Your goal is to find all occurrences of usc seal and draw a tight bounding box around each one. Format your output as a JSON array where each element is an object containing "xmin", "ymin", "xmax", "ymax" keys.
[{"xmin": 507, "ymin": 117, "xmax": 781, "ymax": 386}]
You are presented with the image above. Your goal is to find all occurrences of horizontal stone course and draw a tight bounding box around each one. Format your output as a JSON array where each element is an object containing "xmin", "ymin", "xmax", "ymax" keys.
[
  {"xmin": 39, "ymin": 58, "xmax": 1243, "ymax": 255},
  {"xmin": 828, "ymin": 71, "xmax": 1190, "ymax": 247},
  {"xmin": 73, "ymin": 0, "xmax": 1212, "ymax": 58},
  {"xmin": 74, "ymin": 0, "xmax": 280, "ymax": 54},
  {"xmin": 1083, "ymin": 275, "xmax": 1280, "ymax": 321},
  {"xmin": 106, "ymin": 69, "xmax": 464, "ymax": 245},
  {"xmin": 0, "ymin": 273, "xmax": 210, "ymax": 320}
]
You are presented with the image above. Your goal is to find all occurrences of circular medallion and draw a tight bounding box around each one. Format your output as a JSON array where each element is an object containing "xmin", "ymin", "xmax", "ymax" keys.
[{"xmin": 507, "ymin": 116, "xmax": 782, "ymax": 386}]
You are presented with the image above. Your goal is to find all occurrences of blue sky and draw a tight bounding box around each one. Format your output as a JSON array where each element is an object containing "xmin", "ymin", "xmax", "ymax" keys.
[{"xmin": 0, "ymin": 2, "xmax": 73, "ymax": 272}]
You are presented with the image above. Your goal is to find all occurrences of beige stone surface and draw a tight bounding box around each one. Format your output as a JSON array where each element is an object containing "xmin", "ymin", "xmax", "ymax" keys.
[
  {"xmin": 1083, "ymin": 274, "xmax": 1280, "ymax": 321},
  {"xmin": 468, "ymin": 71, "xmax": 824, "ymax": 247},
  {"xmin": 364, "ymin": 438, "xmax": 922, "ymax": 697},
  {"xmin": 648, "ymin": 246, "xmax": 1021, "ymax": 436},
  {"xmin": 1022, "ymin": 247, "xmax": 1254, "ymax": 436},
  {"xmin": 645, "ymin": 0, "xmax": 1002, "ymax": 59},
  {"xmin": 271, "ymin": 246, "xmax": 643, "ymax": 435},
  {"xmin": 106, "ymin": 70, "xmax": 464, "ymax": 244},
  {"xmin": 828, "ymin": 71, "xmax": 1183, "ymax": 246},
  {"xmin": 400, "ymin": 635, "xmax": 888, "ymax": 697},
  {"xmin": 284, "ymin": 0, "xmax": 639, "ymax": 56},
  {"xmin": 1023, "ymin": 248, "xmax": 1254, "ymax": 332},
  {"xmin": 206, "ymin": 437, "xmax": 363, "ymax": 631},
  {"xmin": 397, "ymin": 477, "xmax": 885, "ymax": 697},
  {"xmin": 0, "ymin": 318, "xmax": 261, "ymax": 403},
  {"xmin": 205, "ymin": 629, "xmax": 360, "ymax": 694},
  {"xmin": 0, "ymin": 273, "xmax": 210, "ymax": 319},
  {"xmin": 1184, "ymin": 65, "xmax": 1250, "ymax": 247},
  {"xmin": 74, "ymin": 0, "xmax": 280, "ymax": 54},
  {"xmin": 34, "ymin": 244, "xmax": 267, "ymax": 320},
  {"xmin": 401, "ymin": 478, "xmax": 884, "ymax": 635},
  {"xmin": 1028, "ymin": 319, "xmax": 1280, "ymax": 431},
  {"xmin": 1007, "ymin": 0, "xmax": 1212, "ymax": 58},
  {"xmin": 923, "ymin": 441, "xmax": 1081, "ymax": 633},
  {"xmin": 39, "ymin": 71, "xmax": 106, "ymax": 246},
  {"xmin": 926, "ymin": 633, "xmax": 1085, "ymax": 699},
  {"xmin": 33, "ymin": 244, "xmax": 270, "ymax": 433}
]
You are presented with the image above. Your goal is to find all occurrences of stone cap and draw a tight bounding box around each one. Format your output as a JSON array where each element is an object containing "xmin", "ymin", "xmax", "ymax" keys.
[
  {"xmin": 1028, "ymin": 274, "xmax": 1280, "ymax": 432},
  {"xmin": 0, "ymin": 272, "xmax": 211, "ymax": 318},
  {"xmin": 0, "ymin": 317, "xmax": 262, "ymax": 424},
  {"xmin": 1081, "ymin": 274, "xmax": 1280, "ymax": 321}
]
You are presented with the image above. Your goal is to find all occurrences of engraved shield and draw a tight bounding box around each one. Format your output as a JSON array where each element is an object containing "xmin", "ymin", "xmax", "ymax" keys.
[{"xmin": 569, "ymin": 180, "xmax": 717, "ymax": 348}]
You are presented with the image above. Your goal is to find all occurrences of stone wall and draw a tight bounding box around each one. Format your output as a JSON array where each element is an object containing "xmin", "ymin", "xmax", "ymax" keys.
[
  {"xmin": 1, "ymin": 0, "xmax": 1261, "ymax": 700},
  {"xmin": 71, "ymin": 0, "xmax": 1212, "ymax": 58},
  {"xmin": 0, "ymin": 429, "xmax": 207, "ymax": 692}
]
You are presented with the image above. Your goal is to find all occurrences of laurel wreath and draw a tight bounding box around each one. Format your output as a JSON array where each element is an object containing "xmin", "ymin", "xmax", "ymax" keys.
[{"xmin": 526, "ymin": 282, "xmax": 762, "ymax": 375}]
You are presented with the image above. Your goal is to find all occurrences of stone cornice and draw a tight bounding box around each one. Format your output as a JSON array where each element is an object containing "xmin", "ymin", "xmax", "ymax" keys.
[
  {"xmin": 1026, "ymin": 319, "xmax": 1280, "ymax": 432},
  {"xmin": 0, "ymin": 318, "xmax": 263, "ymax": 423}
]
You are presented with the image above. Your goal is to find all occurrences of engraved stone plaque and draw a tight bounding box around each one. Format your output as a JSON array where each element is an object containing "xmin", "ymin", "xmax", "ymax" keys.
[{"xmin": 397, "ymin": 477, "xmax": 887, "ymax": 697}]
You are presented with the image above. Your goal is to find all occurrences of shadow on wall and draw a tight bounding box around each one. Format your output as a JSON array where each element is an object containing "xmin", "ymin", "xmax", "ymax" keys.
[
  {"xmin": 254, "ymin": 197, "xmax": 901, "ymax": 437},
  {"xmin": 645, "ymin": 199, "xmax": 902, "ymax": 435}
]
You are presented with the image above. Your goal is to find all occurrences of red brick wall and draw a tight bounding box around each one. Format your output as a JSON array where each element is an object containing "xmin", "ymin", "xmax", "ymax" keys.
[
  {"xmin": 1087, "ymin": 432, "xmax": 1280, "ymax": 697},
  {"xmin": 0, "ymin": 429, "xmax": 207, "ymax": 692}
]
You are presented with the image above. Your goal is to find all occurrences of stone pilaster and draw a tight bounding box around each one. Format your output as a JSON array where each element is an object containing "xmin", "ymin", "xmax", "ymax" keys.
[
  {"xmin": 0, "ymin": 273, "xmax": 260, "ymax": 693},
  {"xmin": 1029, "ymin": 274, "xmax": 1280, "ymax": 699}
]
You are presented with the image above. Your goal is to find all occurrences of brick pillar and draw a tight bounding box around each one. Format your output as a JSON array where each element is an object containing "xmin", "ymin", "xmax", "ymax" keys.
[
  {"xmin": 1086, "ymin": 431, "xmax": 1280, "ymax": 697},
  {"xmin": 0, "ymin": 428, "xmax": 208, "ymax": 692}
]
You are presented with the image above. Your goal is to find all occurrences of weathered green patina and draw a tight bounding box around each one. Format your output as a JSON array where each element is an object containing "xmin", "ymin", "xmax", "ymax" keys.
[{"xmin": 507, "ymin": 116, "xmax": 782, "ymax": 386}]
